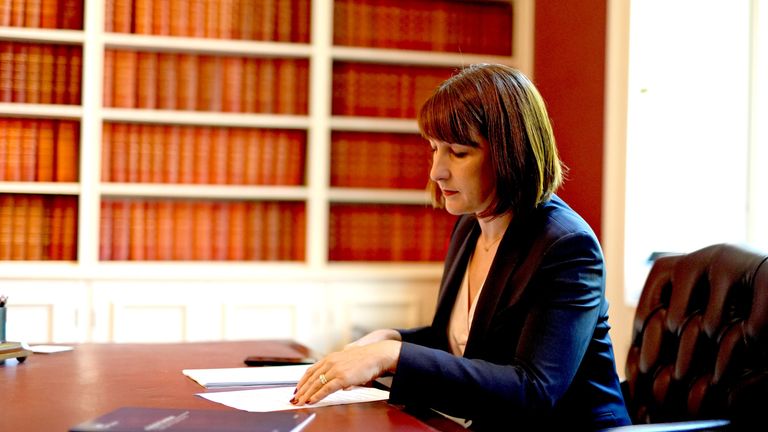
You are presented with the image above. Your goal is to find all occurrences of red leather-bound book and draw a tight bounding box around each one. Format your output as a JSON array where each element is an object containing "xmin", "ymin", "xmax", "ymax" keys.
[
  {"xmin": 36, "ymin": 119, "xmax": 55, "ymax": 181},
  {"xmin": 210, "ymin": 127, "xmax": 228, "ymax": 184},
  {"xmin": 134, "ymin": 0, "xmax": 152, "ymax": 34},
  {"xmin": 227, "ymin": 127, "xmax": 246, "ymax": 185},
  {"xmin": 99, "ymin": 200, "xmax": 112, "ymax": 260},
  {"xmin": 192, "ymin": 201, "xmax": 213, "ymax": 260},
  {"xmin": 152, "ymin": 0, "xmax": 170, "ymax": 35},
  {"xmin": 149, "ymin": 124, "xmax": 165, "ymax": 183},
  {"xmin": 178, "ymin": 126, "xmax": 195, "ymax": 183},
  {"xmin": 227, "ymin": 201, "xmax": 246, "ymax": 260},
  {"xmin": 138, "ymin": 124, "xmax": 152, "ymax": 182},
  {"xmin": 222, "ymin": 56, "xmax": 243, "ymax": 112},
  {"xmin": 143, "ymin": 199, "xmax": 158, "ymax": 260},
  {"xmin": 54, "ymin": 120, "xmax": 79, "ymax": 182},
  {"xmin": 11, "ymin": 194, "xmax": 28, "ymax": 260},
  {"xmin": 163, "ymin": 125, "xmax": 181, "ymax": 183},
  {"xmin": 128, "ymin": 200, "xmax": 146, "ymax": 260},
  {"xmin": 0, "ymin": 42, "xmax": 13, "ymax": 102},
  {"xmin": 193, "ymin": 126, "xmax": 212, "ymax": 184},
  {"xmin": 136, "ymin": 51, "xmax": 157, "ymax": 108},
  {"xmin": 65, "ymin": 45, "xmax": 82, "ymax": 105},
  {"xmin": 112, "ymin": 50, "xmax": 137, "ymax": 107},
  {"xmin": 20, "ymin": 119, "xmax": 38, "ymax": 181},
  {"xmin": 169, "ymin": 0, "xmax": 189, "ymax": 36},
  {"xmin": 176, "ymin": 54, "xmax": 198, "ymax": 111},
  {"xmin": 113, "ymin": 0, "xmax": 132, "ymax": 33},
  {"xmin": 211, "ymin": 201, "xmax": 229, "ymax": 260},
  {"xmin": 27, "ymin": 195, "xmax": 46, "ymax": 260},
  {"xmin": 110, "ymin": 199, "xmax": 130, "ymax": 260},
  {"xmin": 156, "ymin": 200, "xmax": 174, "ymax": 260},
  {"xmin": 156, "ymin": 52, "xmax": 177, "ymax": 109}
]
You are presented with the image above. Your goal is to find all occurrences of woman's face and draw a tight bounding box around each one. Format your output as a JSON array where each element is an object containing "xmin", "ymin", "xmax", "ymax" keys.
[{"xmin": 429, "ymin": 138, "xmax": 496, "ymax": 216}]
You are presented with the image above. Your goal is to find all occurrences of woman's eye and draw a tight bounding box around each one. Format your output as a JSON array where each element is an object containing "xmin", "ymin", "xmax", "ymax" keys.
[{"xmin": 451, "ymin": 150, "xmax": 467, "ymax": 158}]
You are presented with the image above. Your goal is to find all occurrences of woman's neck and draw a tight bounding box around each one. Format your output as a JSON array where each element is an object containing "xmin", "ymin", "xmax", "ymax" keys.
[{"xmin": 476, "ymin": 212, "xmax": 513, "ymax": 248}]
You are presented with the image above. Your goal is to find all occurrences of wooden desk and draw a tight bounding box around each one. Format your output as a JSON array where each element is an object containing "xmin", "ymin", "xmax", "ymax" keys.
[{"xmin": 0, "ymin": 341, "xmax": 460, "ymax": 431}]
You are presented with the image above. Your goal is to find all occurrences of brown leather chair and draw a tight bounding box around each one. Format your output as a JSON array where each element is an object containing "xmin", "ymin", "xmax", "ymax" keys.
[{"xmin": 613, "ymin": 243, "xmax": 768, "ymax": 431}]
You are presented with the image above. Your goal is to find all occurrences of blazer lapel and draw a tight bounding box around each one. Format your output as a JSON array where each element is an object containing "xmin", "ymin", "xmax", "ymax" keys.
[{"xmin": 431, "ymin": 217, "xmax": 480, "ymax": 332}]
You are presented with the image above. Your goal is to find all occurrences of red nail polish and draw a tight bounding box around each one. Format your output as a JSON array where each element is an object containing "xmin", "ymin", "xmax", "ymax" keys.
[{"xmin": 290, "ymin": 398, "xmax": 297, "ymax": 404}]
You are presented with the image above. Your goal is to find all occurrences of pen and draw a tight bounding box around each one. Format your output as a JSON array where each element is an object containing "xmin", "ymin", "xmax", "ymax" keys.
[{"xmin": 0, "ymin": 295, "xmax": 6, "ymax": 307}]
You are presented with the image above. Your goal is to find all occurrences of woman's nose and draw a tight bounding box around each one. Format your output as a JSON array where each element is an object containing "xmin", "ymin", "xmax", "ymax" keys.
[{"xmin": 430, "ymin": 150, "xmax": 448, "ymax": 182}]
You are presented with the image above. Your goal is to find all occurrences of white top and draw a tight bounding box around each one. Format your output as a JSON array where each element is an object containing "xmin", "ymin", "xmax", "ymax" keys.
[{"xmin": 448, "ymin": 264, "xmax": 485, "ymax": 356}]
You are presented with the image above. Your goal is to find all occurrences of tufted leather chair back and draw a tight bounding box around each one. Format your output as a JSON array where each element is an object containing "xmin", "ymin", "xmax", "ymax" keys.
[{"xmin": 624, "ymin": 243, "xmax": 768, "ymax": 428}]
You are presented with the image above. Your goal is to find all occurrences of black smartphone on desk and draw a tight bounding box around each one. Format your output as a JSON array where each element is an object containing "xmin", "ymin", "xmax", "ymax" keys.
[{"xmin": 243, "ymin": 356, "xmax": 316, "ymax": 367}]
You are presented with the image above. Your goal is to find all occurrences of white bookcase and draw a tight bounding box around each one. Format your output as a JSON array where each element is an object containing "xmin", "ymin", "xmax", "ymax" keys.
[{"xmin": 0, "ymin": 0, "xmax": 533, "ymax": 354}]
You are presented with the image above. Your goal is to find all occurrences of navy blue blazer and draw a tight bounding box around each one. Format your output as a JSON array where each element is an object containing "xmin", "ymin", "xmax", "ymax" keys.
[{"xmin": 388, "ymin": 195, "xmax": 631, "ymax": 430}]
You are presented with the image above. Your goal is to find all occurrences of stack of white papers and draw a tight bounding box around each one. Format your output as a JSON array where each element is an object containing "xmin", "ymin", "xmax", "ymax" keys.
[
  {"xmin": 183, "ymin": 364, "xmax": 390, "ymax": 412},
  {"xmin": 183, "ymin": 364, "xmax": 312, "ymax": 388}
]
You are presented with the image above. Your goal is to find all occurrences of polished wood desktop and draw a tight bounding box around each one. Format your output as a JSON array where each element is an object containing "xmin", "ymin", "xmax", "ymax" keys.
[{"xmin": 0, "ymin": 341, "xmax": 462, "ymax": 431}]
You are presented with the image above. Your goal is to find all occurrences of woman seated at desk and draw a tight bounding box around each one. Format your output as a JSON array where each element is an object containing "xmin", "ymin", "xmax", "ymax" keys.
[{"xmin": 291, "ymin": 63, "xmax": 631, "ymax": 431}]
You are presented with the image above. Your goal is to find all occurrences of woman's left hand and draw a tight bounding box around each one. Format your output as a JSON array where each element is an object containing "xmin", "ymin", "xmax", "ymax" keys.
[{"xmin": 290, "ymin": 340, "xmax": 401, "ymax": 406}]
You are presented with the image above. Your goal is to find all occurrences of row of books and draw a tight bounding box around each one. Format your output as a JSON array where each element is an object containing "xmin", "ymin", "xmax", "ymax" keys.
[
  {"xmin": 0, "ymin": 194, "xmax": 78, "ymax": 261},
  {"xmin": 0, "ymin": 42, "xmax": 82, "ymax": 105},
  {"xmin": 105, "ymin": 0, "xmax": 310, "ymax": 43},
  {"xmin": 0, "ymin": 118, "xmax": 80, "ymax": 182},
  {"xmin": 332, "ymin": 61, "xmax": 454, "ymax": 119},
  {"xmin": 331, "ymin": 131, "xmax": 430, "ymax": 190},
  {"xmin": 329, "ymin": 203, "xmax": 455, "ymax": 262},
  {"xmin": 104, "ymin": 50, "xmax": 309, "ymax": 114},
  {"xmin": 99, "ymin": 198, "xmax": 306, "ymax": 261},
  {"xmin": 102, "ymin": 122, "xmax": 305, "ymax": 185},
  {"xmin": 334, "ymin": 0, "xmax": 513, "ymax": 56},
  {"xmin": 0, "ymin": 0, "xmax": 83, "ymax": 30}
]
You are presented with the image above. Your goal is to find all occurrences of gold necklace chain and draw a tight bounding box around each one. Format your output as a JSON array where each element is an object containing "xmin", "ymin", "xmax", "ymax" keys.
[{"xmin": 480, "ymin": 235, "xmax": 503, "ymax": 252}]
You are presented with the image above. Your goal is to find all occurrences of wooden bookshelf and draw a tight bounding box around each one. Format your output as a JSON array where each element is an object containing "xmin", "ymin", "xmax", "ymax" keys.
[{"xmin": 0, "ymin": 0, "xmax": 533, "ymax": 350}]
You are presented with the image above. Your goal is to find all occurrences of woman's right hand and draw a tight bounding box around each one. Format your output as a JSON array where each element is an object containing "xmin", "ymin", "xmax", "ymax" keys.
[{"xmin": 345, "ymin": 328, "xmax": 401, "ymax": 349}]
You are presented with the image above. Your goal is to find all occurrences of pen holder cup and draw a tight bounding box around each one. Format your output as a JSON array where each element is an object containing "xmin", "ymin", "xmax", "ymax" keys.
[{"xmin": 0, "ymin": 307, "xmax": 6, "ymax": 342}]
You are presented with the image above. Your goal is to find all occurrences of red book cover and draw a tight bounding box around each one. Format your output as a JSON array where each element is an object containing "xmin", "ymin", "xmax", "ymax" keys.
[
  {"xmin": 11, "ymin": 42, "xmax": 27, "ymax": 103},
  {"xmin": 178, "ymin": 126, "xmax": 195, "ymax": 183},
  {"xmin": 60, "ymin": 196, "xmax": 77, "ymax": 260},
  {"xmin": 20, "ymin": 118, "xmax": 38, "ymax": 181},
  {"xmin": 54, "ymin": 120, "xmax": 79, "ymax": 182},
  {"xmin": 101, "ymin": 49, "xmax": 113, "ymax": 106},
  {"xmin": 243, "ymin": 128, "xmax": 261, "ymax": 185},
  {"xmin": 242, "ymin": 57, "xmax": 258, "ymax": 112},
  {"xmin": 192, "ymin": 201, "xmax": 213, "ymax": 260},
  {"xmin": 156, "ymin": 200, "xmax": 174, "ymax": 260},
  {"xmin": 25, "ymin": 45, "xmax": 41, "ymax": 103},
  {"xmin": 128, "ymin": 200, "xmax": 145, "ymax": 260},
  {"xmin": 133, "ymin": 0, "xmax": 154, "ymax": 34},
  {"xmin": 152, "ymin": 0, "xmax": 171, "ymax": 35},
  {"xmin": 245, "ymin": 201, "xmax": 264, "ymax": 260},
  {"xmin": 125, "ymin": 123, "xmax": 140, "ymax": 182},
  {"xmin": 110, "ymin": 199, "xmax": 130, "ymax": 260},
  {"xmin": 227, "ymin": 201, "xmax": 246, "ymax": 260},
  {"xmin": 99, "ymin": 200, "xmax": 112, "ymax": 260},
  {"xmin": 257, "ymin": 58, "xmax": 276, "ymax": 113},
  {"xmin": 113, "ymin": 0, "xmax": 132, "ymax": 33},
  {"xmin": 259, "ymin": 129, "xmax": 275, "ymax": 185},
  {"xmin": 48, "ymin": 195, "xmax": 64, "ymax": 259},
  {"xmin": 156, "ymin": 52, "xmax": 177, "ymax": 109},
  {"xmin": 112, "ymin": 50, "xmax": 137, "ymax": 107},
  {"xmin": 227, "ymin": 127, "xmax": 246, "ymax": 184},
  {"xmin": 136, "ymin": 51, "xmax": 157, "ymax": 108},
  {"xmin": 0, "ymin": 42, "xmax": 13, "ymax": 102},
  {"xmin": 109, "ymin": 122, "xmax": 127, "ymax": 182},
  {"xmin": 222, "ymin": 56, "xmax": 242, "ymax": 112},
  {"xmin": 5, "ymin": 119, "xmax": 23, "ymax": 181},
  {"xmin": 0, "ymin": 195, "xmax": 13, "ymax": 259},
  {"xmin": 170, "ymin": 201, "xmax": 191, "ymax": 260},
  {"xmin": 9, "ymin": 0, "xmax": 24, "ymax": 27},
  {"xmin": 0, "ymin": 119, "xmax": 6, "ymax": 179},
  {"xmin": 103, "ymin": 0, "xmax": 114, "ymax": 32},
  {"xmin": 65, "ymin": 45, "xmax": 82, "ymax": 104},
  {"xmin": 218, "ymin": 0, "xmax": 233, "ymax": 39},
  {"xmin": 100, "ymin": 121, "xmax": 111, "ymax": 181},
  {"xmin": 203, "ymin": 0, "xmax": 219, "ymax": 38},
  {"xmin": 294, "ymin": 0, "xmax": 310, "ymax": 43},
  {"xmin": 211, "ymin": 201, "xmax": 229, "ymax": 260},
  {"xmin": 295, "ymin": 59, "xmax": 309, "ymax": 115},
  {"xmin": 0, "ymin": 1, "xmax": 10, "ymax": 27},
  {"xmin": 193, "ymin": 126, "xmax": 211, "ymax": 184},
  {"xmin": 143, "ymin": 200, "xmax": 158, "ymax": 260},
  {"xmin": 287, "ymin": 130, "xmax": 304, "ymax": 185},
  {"xmin": 197, "ymin": 55, "xmax": 223, "ymax": 111},
  {"xmin": 259, "ymin": 0, "xmax": 275, "ymax": 41},
  {"xmin": 176, "ymin": 53, "xmax": 198, "ymax": 111},
  {"xmin": 263, "ymin": 202, "xmax": 280, "ymax": 260},
  {"xmin": 164, "ymin": 125, "xmax": 181, "ymax": 183},
  {"xmin": 59, "ymin": 0, "xmax": 83, "ymax": 29},
  {"xmin": 210, "ymin": 127, "xmax": 228, "ymax": 184},
  {"xmin": 149, "ymin": 124, "xmax": 165, "ymax": 183},
  {"xmin": 39, "ymin": 44, "xmax": 54, "ymax": 103},
  {"xmin": 189, "ymin": 0, "xmax": 205, "ymax": 38},
  {"xmin": 52, "ymin": 44, "xmax": 68, "ymax": 104},
  {"xmin": 275, "ymin": 59, "xmax": 296, "ymax": 114},
  {"xmin": 138, "ymin": 124, "xmax": 152, "ymax": 182},
  {"xmin": 11, "ymin": 194, "xmax": 28, "ymax": 260},
  {"xmin": 238, "ymin": 0, "xmax": 255, "ymax": 40},
  {"xmin": 292, "ymin": 203, "xmax": 306, "ymax": 261},
  {"xmin": 275, "ymin": 0, "xmax": 291, "ymax": 42},
  {"xmin": 278, "ymin": 203, "xmax": 293, "ymax": 259},
  {"xmin": 273, "ymin": 130, "xmax": 289, "ymax": 185},
  {"xmin": 169, "ymin": 0, "xmax": 189, "ymax": 36}
]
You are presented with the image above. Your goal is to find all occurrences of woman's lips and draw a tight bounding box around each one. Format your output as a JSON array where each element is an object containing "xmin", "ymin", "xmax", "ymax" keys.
[{"xmin": 442, "ymin": 190, "xmax": 457, "ymax": 197}]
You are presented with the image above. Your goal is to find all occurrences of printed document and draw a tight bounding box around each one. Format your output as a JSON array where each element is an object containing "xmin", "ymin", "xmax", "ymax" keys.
[
  {"xmin": 183, "ymin": 364, "xmax": 312, "ymax": 388},
  {"xmin": 197, "ymin": 386, "xmax": 389, "ymax": 412}
]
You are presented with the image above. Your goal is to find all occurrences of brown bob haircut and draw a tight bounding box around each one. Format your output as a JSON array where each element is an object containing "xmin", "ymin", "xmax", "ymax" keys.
[{"xmin": 418, "ymin": 63, "xmax": 564, "ymax": 219}]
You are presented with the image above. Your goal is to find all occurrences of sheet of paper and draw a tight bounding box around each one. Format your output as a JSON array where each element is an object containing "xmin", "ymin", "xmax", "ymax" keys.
[
  {"xmin": 197, "ymin": 386, "xmax": 389, "ymax": 412},
  {"xmin": 29, "ymin": 345, "xmax": 74, "ymax": 354},
  {"xmin": 183, "ymin": 364, "xmax": 312, "ymax": 388}
]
